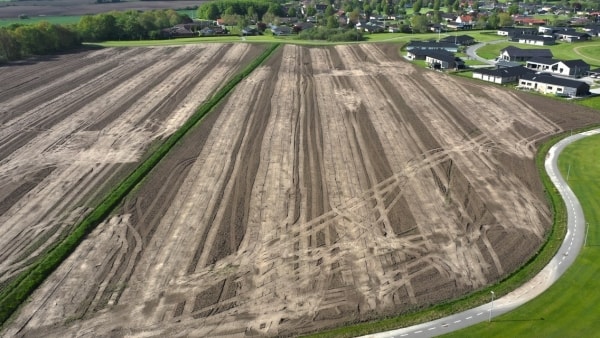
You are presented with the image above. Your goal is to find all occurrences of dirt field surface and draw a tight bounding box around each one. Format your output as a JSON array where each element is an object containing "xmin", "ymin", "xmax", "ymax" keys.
[
  {"xmin": 3, "ymin": 43, "xmax": 600, "ymax": 337},
  {"xmin": 0, "ymin": 42, "xmax": 265, "ymax": 295},
  {"xmin": 0, "ymin": 0, "xmax": 202, "ymax": 19}
]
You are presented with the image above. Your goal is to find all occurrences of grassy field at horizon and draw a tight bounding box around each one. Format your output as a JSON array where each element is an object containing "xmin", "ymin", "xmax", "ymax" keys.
[
  {"xmin": 0, "ymin": 15, "xmax": 81, "ymax": 27},
  {"xmin": 444, "ymin": 133, "xmax": 600, "ymax": 338}
]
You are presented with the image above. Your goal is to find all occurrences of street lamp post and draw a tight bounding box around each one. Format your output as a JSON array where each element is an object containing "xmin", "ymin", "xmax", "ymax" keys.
[{"xmin": 488, "ymin": 291, "xmax": 495, "ymax": 322}]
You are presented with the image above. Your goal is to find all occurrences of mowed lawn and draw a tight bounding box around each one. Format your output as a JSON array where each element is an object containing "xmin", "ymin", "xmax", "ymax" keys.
[
  {"xmin": 444, "ymin": 133, "xmax": 600, "ymax": 338},
  {"xmin": 476, "ymin": 40, "xmax": 600, "ymax": 67}
]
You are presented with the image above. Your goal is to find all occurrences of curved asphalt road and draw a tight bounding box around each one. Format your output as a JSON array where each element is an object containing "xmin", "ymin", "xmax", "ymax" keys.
[{"xmin": 362, "ymin": 129, "xmax": 600, "ymax": 338}]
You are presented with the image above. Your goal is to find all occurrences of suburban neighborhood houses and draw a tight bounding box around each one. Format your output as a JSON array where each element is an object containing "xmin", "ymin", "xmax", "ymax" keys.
[{"xmin": 518, "ymin": 73, "xmax": 591, "ymax": 97}]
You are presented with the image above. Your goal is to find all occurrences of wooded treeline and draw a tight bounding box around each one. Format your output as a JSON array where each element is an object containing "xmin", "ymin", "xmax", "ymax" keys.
[{"xmin": 0, "ymin": 9, "xmax": 190, "ymax": 64}]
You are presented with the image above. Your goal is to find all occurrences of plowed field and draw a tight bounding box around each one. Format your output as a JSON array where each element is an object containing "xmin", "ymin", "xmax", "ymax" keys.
[{"xmin": 2, "ymin": 43, "xmax": 599, "ymax": 337}]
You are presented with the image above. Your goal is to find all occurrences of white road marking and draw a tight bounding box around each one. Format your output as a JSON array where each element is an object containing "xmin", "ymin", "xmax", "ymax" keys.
[
  {"xmin": 454, "ymin": 320, "xmax": 461, "ymax": 323},
  {"xmin": 414, "ymin": 330, "xmax": 423, "ymax": 333},
  {"xmin": 466, "ymin": 316, "xmax": 473, "ymax": 319},
  {"xmin": 428, "ymin": 327, "xmax": 436, "ymax": 330},
  {"xmin": 477, "ymin": 312, "xmax": 483, "ymax": 316}
]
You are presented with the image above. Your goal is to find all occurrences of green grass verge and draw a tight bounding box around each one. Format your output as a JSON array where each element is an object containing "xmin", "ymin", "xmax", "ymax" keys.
[
  {"xmin": 0, "ymin": 42, "xmax": 281, "ymax": 328},
  {"xmin": 302, "ymin": 124, "xmax": 583, "ymax": 338},
  {"xmin": 444, "ymin": 132, "xmax": 600, "ymax": 338},
  {"xmin": 576, "ymin": 96, "xmax": 600, "ymax": 110},
  {"xmin": 96, "ymin": 30, "xmax": 503, "ymax": 47}
]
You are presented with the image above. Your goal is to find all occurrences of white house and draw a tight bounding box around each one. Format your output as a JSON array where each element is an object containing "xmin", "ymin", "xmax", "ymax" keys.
[
  {"xmin": 525, "ymin": 58, "xmax": 590, "ymax": 77},
  {"xmin": 518, "ymin": 73, "xmax": 590, "ymax": 97}
]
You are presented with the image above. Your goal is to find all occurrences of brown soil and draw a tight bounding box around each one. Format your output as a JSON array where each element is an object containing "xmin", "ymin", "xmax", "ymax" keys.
[{"xmin": 2, "ymin": 43, "xmax": 600, "ymax": 337}]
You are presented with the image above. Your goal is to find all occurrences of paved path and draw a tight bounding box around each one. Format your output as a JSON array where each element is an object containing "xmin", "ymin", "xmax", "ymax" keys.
[
  {"xmin": 464, "ymin": 39, "xmax": 505, "ymax": 65},
  {"xmin": 362, "ymin": 128, "xmax": 600, "ymax": 338}
]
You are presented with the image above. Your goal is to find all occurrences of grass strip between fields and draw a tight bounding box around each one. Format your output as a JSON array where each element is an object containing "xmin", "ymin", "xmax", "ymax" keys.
[
  {"xmin": 0, "ymin": 42, "xmax": 281, "ymax": 328},
  {"xmin": 303, "ymin": 126, "xmax": 600, "ymax": 338}
]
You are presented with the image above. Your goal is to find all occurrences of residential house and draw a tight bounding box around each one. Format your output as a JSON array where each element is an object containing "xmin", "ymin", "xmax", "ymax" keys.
[
  {"xmin": 498, "ymin": 46, "xmax": 553, "ymax": 62},
  {"xmin": 582, "ymin": 24, "xmax": 600, "ymax": 37},
  {"xmin": 558, "ymin": 31, "xmax": 592, "ymax": 42},
  {"xmin": 440, "ymin": 13, "xmax": 457, "ymax": 23},
  {"xmin": 473, "ymin": 66, "xmax": 534, "ymax": 84},
  {"xmin": 241, "ymin": 27, "xmax": 259, "ymax": 36},
  {"xmin": 495, "ymin": 60, "xmax": 523, "ymax": 68},
  {"xmin": 406, "ymin": 48, "xmax": 430, "ymax": 60},
  {"xmin": 497, "ymin": 27, "xmax": 538, "ymax": 37},
  {"xmin": 588, "ymin": 68, "xmax": 600, "ymax": 77},
  {"xmin": 160, "ymin": 26, "xmax": 197, "ymax": 38},
  {"xmin": 425, "ymin": 50, "xmax": 464, "ymax": 69},
  {"xmin": 271, "ymin": 26, "xmax": 292, "ymax": 36},
  {"xmin": 518, "ymin": 73, "xmax": 590, "ymax": 97},
  {"xmin": 405, "ymin": 41, "xmax": 459, "ymax": 53},
  {"xmin": 440, "ymin": 34, "xmax": 475, "ymax": 46},
  {"xmin": 512, "ymin": 34, "xmax": 556, "ymax": 45},
  {"xmin": 525, "ymin": 58, "xmax": 590, "ymax": 77},
  {"xmin": 513, "ymin": 16, "xmax": 547, "ymax": 26}
]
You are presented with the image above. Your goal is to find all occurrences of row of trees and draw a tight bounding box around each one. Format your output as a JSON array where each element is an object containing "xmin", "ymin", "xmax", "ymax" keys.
[
  {"xmin": 197, "ymin": 0, "xmax": 286, "ymax": 21},
  {"xmin": 0, "ymin": 22, "xmax": 80, "ymax": 63},
  {"xmin": 77, "ymin": 9, "xmax": 189, "ymax": 41},
  {"xmin": 0, "ymin": 9, "xmax": 190, "ymax": 63}
]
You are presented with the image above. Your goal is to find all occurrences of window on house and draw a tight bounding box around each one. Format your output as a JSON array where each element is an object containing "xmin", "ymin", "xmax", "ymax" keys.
[
  {"xmin": 557, "ymin": 88, "xmax": 563, "ymax": 92},
  {"xmin": 548, "ymin": 86, "xmax": 553, "ymax": 90}
]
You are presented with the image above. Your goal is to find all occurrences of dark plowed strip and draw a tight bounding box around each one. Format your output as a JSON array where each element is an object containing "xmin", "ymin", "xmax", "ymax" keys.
[
  {"xmin": 85, "ymin": 47, "xmax": 207, "ymax": 131},
  {"xmin": 0, "ymin": 49, "xmax": 148, "ymax": 123},
  {"xmin": 0, "ymin": 49, "xmax": 159, "ymax": 160},
  {"xmin": 0, "ymin": 165, "xmax": 56, "ymax": 217}
]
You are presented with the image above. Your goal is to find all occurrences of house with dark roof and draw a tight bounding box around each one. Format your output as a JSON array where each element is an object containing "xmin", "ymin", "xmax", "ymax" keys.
[
  {"xmin": 405, "ymin": 41, "xmax": 459, "ymax": 52},
  {"xmin": 473, "ymin": 66, "xmax": 534, "ymax": 84},
  {"xmin": 425, "ymin": 50, "xmax": 464, "ymax": 70},
  {"xmin": 497, "ymin": 27, "xmax": 538, "ymax": 37},
  {"xmin": 440, "ymin": 34, "xmax": 475, "ymax": 46},
  {"xmin": 557, "ymin": 31, "xmax": 592, "ymax": 42},
  {"xmin": 518, "ymin": 73, "xmax": 590, "ymax": 97},
  {"xmin": 406, "ymin": 48, "xmax": 430, "ymax": 60},
  {"xmin": 512, "ymin": 34, "xmax": 556, "ymax": 45},
  {"xmin": 498, "ymin": 46, "xmax": 553, "ymax": 62},
  {"xmin": 525, "ymin": 58, "xmax": 590, "ymax": 77}
]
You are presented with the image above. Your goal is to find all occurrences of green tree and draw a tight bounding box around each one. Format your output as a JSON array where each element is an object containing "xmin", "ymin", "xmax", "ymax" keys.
[
  {"xmin": 349, "ymin": 9, "xmax": 360, "ymax": 24},
  {"xmin": 327, "ymin": 15, "xmax": 339, "ymax": 28},
  {"xmin": 247, "ymin": 6, "xmax": 257, "ymax": 21},
  {"xmin": 198, "ymin": 3, "xmax": 219, "ymax": 20},
  {"xmin": 487, "ymin": 12, "xmax": 499, "ymax": 28},
  {"xmin": 508, "ymin": 3, "xmax": 520, "ymax": 15},
  {"xmin": 306, "ymin": 5, "xmax": 317, "ymax": 16},
  {"xmin": 411, "ymin": 13, "xmax": 429, "ymax": 32},
  {"xmin": 287, "ymin": 7, "xmax": 297, "ymax": 17},
  {"xmin": 433, "ymin": 0, "xmax": 441, "ymax": 11},
  {"xmin": 432, "ymin": 10, "xmax": 442, "ymax": 23},
  {"xmin": 413, "ymin": 0, "xmax": 423, "ymax": 13},
  {"xmin": 267, "ymin": 3, "xmax": 284, "ymax": 16},
  {"xmin": 325, "ymin": 4, "xmax": 335, "ymax": 16},
  {"xmin": 498, "ymin": 12, "xmax": 513, "ymax": 26},
  {"xmin": 0, "ymin": 28, "xmax": 21, "ymax": 62}
]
